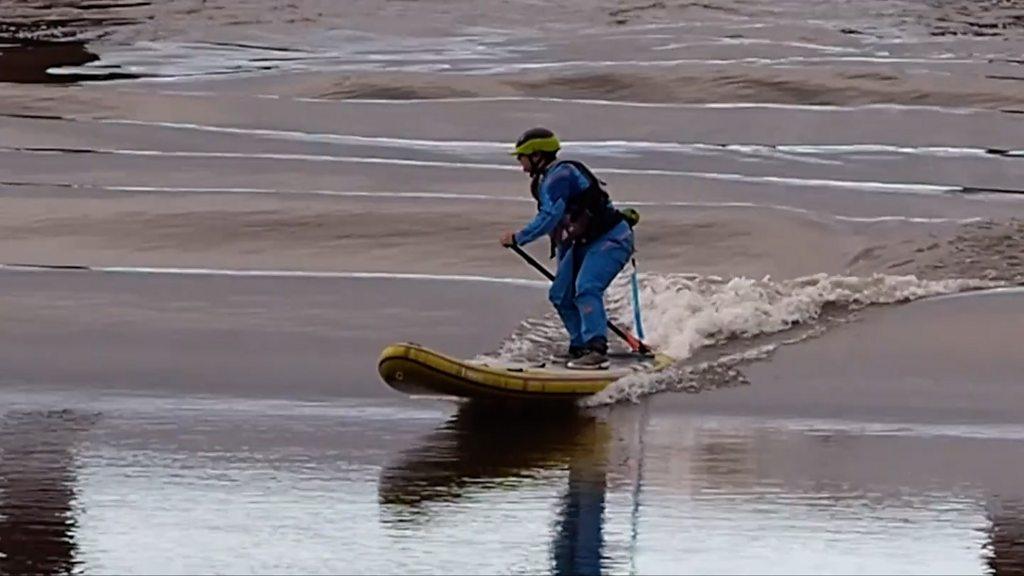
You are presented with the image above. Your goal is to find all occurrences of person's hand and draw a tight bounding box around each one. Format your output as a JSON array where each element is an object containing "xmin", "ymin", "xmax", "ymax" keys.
[{"xmin": 500, "ymin": 231, "xmax": 517, "ymax": 247}]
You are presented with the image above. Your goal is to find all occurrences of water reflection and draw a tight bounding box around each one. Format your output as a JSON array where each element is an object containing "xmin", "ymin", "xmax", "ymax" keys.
[
  {"xmin": 380, "ymin": 402, "xmax": 1024, "ymax": 574},
  {"xmin": 379, "ymin": 401, "xmax": 624, "ymax": 575},
  {"xmin": 0, "ymin": 389, "xmax": 1021, "ymax": 573},
  {"xmin": 0, "ymin": 410, "xmax": 94, "ymax": 575}
]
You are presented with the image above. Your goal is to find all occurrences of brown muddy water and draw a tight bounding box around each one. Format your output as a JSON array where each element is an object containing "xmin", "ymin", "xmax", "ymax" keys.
[{"xmin": 2, "ymin": 0, "xmax": 1024, "ymax": 574}]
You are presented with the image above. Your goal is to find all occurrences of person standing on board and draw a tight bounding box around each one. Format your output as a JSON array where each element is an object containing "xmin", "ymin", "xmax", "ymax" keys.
[{"xmin": 500, "ymin": 127, "xmax": 635, "ymax": 370}]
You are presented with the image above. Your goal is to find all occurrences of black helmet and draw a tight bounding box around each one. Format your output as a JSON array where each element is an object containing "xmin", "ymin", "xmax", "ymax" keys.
[{"xmin": 511, "ymin": 127, "xmax": 561, "ymax": 156}]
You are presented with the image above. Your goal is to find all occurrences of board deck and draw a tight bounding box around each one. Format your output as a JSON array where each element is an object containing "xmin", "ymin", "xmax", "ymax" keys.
[{"xmin": 378, "ymin": 342, "xmax": 673, "ymax": 400}]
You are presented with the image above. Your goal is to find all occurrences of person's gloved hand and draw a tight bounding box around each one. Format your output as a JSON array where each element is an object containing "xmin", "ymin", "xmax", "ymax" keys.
[{"xmin": 500, "ymin": 231, "xmax": 517, "ymax": 247}]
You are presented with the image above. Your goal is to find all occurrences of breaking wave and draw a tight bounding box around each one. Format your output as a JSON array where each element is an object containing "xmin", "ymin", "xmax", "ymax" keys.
[{"xmin": 486, "ymin": 271, "xmax": 1004, "ymax": 404}]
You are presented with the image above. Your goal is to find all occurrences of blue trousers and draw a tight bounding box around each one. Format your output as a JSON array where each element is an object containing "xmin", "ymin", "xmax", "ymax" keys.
[{"xmin": 549, "ymin": 221, "xmax": 634, "ymax": 349}]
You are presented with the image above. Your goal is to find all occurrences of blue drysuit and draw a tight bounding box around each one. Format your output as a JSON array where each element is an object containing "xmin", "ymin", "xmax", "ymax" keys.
[{"xmin": 514, "ymin": 162, "xmax": 634, "ymax": 350}]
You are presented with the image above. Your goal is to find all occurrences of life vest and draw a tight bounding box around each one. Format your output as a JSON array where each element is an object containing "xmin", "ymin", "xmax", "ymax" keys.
[{"xmin": 530, "ymin": 159, "xmax": 625, "ymax": 253}]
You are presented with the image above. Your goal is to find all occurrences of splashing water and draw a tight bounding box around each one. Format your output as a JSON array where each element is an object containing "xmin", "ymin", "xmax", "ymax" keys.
[
  {"xmin": 485, "ymin": 271, "xmax": 1004, "ymax": 404},
  {"xmin": 608, "ymin": 272, "xmax": 1002, "ymax": 359}
]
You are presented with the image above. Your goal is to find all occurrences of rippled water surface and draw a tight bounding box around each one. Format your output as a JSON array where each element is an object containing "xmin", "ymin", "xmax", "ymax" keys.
[
  {"xmin": 4, "ymin": 390, "xmax": 1024, "ymax": 575},
  {"xmin": 2, "ymin": 0, "xmax": 1024, "ymax": 573}
]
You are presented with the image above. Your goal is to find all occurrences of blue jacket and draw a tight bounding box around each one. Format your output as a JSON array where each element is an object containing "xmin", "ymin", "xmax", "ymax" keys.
[{"xmin": 515, "ymin": 162, "xmax": 604, "ymax": 246}]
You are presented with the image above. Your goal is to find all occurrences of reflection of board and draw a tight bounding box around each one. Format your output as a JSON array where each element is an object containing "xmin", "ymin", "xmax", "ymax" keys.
[{"xmin": 377, "ymin": 342, "xmax": 674, "ymax": 400}]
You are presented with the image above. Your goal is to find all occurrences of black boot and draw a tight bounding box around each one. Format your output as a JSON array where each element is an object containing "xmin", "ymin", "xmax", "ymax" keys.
[
  {"xmin": 566, "ymin": 338, "xmax": 609, "ymax": 370},
  {"xmin": 556, "ymin": 345, "xmax": 587, "ymax": 362}
]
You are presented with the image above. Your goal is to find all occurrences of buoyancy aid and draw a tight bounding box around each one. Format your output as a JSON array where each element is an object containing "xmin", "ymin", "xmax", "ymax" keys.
[{"xmin": 530, "ymin": 159, "xmax": 625, "ymax": 256}]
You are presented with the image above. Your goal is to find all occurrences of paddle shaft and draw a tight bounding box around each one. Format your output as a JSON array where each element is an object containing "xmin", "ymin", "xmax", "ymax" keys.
[{"xmin": 509, "ymin": 243, "xmax": 652, "ymax": 355}]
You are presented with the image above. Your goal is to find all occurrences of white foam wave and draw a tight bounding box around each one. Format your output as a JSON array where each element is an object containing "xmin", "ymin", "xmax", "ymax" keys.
[
  {"xmin": 8, "ymin": 146, "xmax": 958, "ymax": 195},
  {"xmin": 240, "ymin": 92, "xmax": 986, "ymax": 114},
  {"xmin": 654, "ymin": 38, "xmax": 862, "ymax": 54},
  {"xmin": 467, "ymin": 55, "xmax": 977, "ymax": 75},
  {"xmin": 493, "ymin": 271, "xmax": 1004, "ymax": 403},
  {"xmin": 0, "ymin": 180, "xmax": 989, "ymax": 224},
  {"xmin": 0, "ymin": 263, "xmax": 546, "ymax": 287},
  {"xmin": 611, "ymin": 272, "xmax": 1001, "ymax": 360},
  {"xmin": 100, "ymin": 120, "xmax": 1015, "ymax": 160}
]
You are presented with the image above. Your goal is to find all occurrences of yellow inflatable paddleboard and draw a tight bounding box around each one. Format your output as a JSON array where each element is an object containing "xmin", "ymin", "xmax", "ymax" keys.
[{"xmin": 378, "ymin": 342, "xmax": 673, "ymax": 401}]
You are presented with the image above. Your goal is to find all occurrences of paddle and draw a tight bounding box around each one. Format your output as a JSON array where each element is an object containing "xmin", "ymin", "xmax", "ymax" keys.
[{"xmin": 508, "ymin": 243, "xmax": 653, "ymax": 356}]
